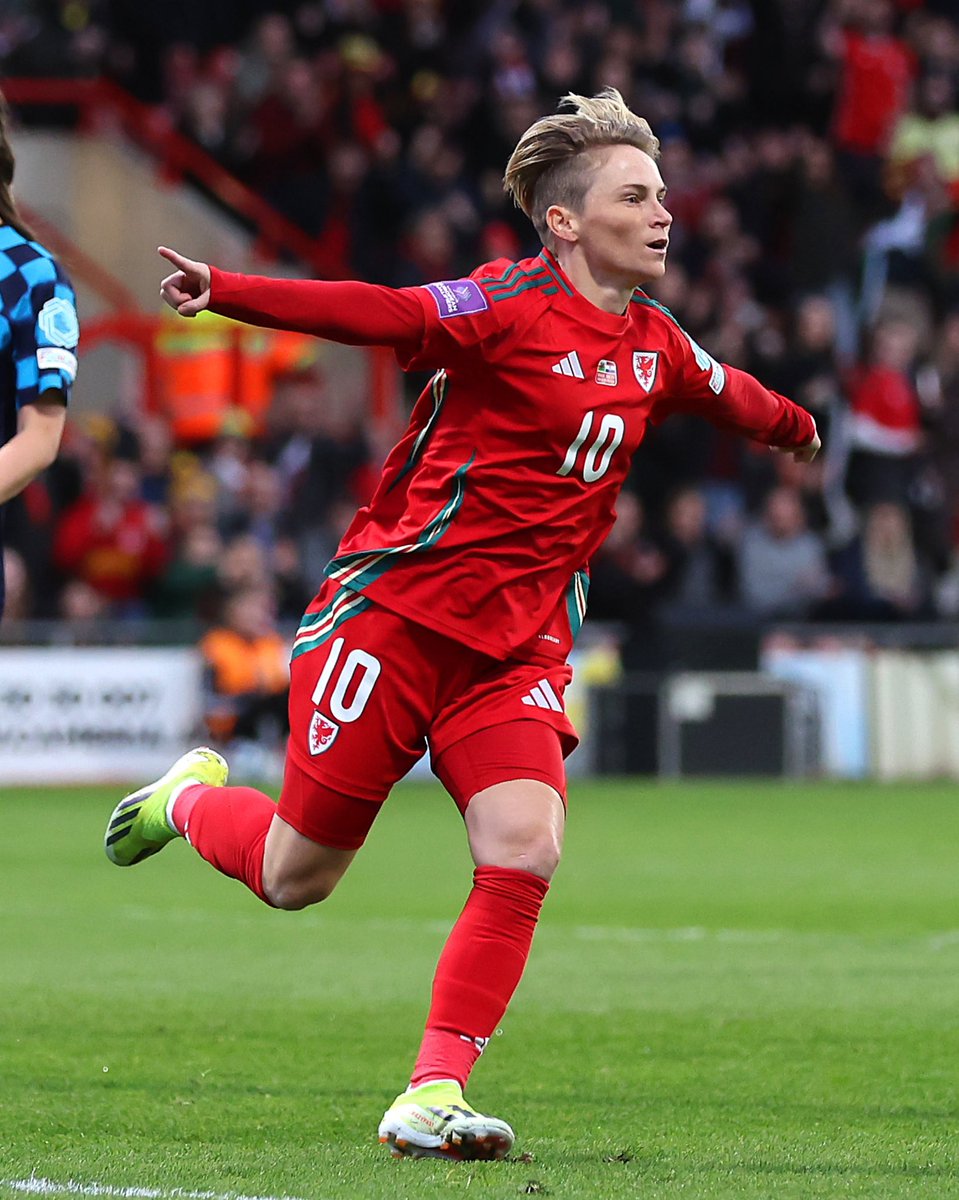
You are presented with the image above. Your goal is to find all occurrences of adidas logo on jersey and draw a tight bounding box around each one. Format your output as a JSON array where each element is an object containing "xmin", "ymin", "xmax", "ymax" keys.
[
  {"xmin": 520, "ymin": 679, "xmax": 564, "ymax": 711},
  {"xmin": 551, "ymin": 351, "xmax": 584, "ymax": 379}
]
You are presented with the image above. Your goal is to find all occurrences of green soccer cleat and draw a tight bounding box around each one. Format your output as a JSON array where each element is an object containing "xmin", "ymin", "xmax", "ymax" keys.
[
  {"xmin": 377, "ymin": 1080, "xmax": 515, "ymax": 1161},
  {"xmin": 104, "ymin": 746, "xmax": 228, "ymax": 867}
]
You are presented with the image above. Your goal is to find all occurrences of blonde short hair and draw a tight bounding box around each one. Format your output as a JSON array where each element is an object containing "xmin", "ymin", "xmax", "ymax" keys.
[{"xmin": 503, "ymin": 88, "xmax": 660, "ymax": 248}]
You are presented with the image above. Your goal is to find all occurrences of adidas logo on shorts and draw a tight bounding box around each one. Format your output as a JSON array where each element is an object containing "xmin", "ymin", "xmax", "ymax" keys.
[{"xmin": 520, "ymin": 679, "xmax": 564, "ymax": 711}]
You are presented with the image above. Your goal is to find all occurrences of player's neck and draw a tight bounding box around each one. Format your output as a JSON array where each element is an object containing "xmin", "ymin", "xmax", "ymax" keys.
[{"xmin": 551, "ymin": 249, "xmax": 635, "ymax": 316}]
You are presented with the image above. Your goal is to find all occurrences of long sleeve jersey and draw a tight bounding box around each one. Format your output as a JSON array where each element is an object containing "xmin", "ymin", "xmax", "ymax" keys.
[{"xmin": 210, "ymin": 249, "xmax": 815, "ymax": 663}]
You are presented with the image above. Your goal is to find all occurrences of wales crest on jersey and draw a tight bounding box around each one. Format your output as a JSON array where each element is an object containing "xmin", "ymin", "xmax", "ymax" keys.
[{"xmin": 632, "ymin": 351, "xmax": 659, "ymax": 393}]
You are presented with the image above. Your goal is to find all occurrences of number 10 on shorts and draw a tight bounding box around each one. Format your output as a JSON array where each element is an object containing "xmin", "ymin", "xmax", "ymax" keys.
[{"xmin": 311, "ymin": 636, "xmax": 382, "ymax": 723}]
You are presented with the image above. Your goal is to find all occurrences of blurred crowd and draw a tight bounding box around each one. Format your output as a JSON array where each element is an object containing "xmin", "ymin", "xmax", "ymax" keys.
[{"xmin": 3, "ymin": 0, "xmax": 959, "ymax": 695}]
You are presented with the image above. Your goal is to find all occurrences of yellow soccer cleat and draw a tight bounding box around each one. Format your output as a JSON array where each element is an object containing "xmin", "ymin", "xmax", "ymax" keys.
[
  {"xmin": 104, "ymin": 746, "xmax": 228, "ymax": 866},
  {"xmin": 378, "ymin": 1080, "xmax": 515, "ymax": 1161}
]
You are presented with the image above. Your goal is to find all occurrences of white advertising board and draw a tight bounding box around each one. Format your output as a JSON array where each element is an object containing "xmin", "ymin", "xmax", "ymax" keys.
[{"xmin": 0, "ymin": 647, "xmax": 203, "ymax": 784}]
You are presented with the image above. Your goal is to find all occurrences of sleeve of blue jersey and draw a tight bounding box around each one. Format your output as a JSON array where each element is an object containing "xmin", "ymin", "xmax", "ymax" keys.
[{"xmin": 11, "ymin": 254, "xmax": 80, "ymax": 408}]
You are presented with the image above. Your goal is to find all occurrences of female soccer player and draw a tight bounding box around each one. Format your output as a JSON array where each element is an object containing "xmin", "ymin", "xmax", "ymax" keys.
[
  {"xmin": 0, "ymin": 91, "xmax": 77, "ymax": 617},
  {"xmin": 105, "ymin": 89, "xmax": 819, "ymax": 1160}
]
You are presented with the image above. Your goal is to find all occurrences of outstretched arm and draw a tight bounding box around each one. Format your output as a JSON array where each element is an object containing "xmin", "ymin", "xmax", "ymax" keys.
[
  {"xmin": 704, "ymin": 364, "xmax": 820, "ymax": 463},
  {"xmin": 158, "ymin": 247, "xmax": 426, "ymax": 349},
  {"xmin": 655, "ymin": 323, "xmax": 820, "ymax": 463}
]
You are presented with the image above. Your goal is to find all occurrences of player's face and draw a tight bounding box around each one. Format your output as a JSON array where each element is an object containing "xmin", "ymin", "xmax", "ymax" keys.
[{"xmin": 573, "ymin": 145, "xmax": 672, "ymax": 287}]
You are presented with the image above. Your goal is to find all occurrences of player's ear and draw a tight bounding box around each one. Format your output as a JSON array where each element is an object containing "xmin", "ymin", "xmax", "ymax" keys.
[{"xmin": 546, "ymin": 204, "xmax": 578, "ymax": 246}]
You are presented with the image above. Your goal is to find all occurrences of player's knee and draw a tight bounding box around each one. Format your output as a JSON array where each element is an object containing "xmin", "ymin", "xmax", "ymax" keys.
[
  {"xmin": 486, "ymin": 825, "xmax": 562, "ymax": 880},
  {"xmin": 262, "ymin": 869, "xmax": 338, "ymax": 910}
]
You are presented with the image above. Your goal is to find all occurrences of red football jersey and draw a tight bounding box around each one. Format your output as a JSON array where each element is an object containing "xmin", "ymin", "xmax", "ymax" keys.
[{"xmin": 210, "ymin": 250, "xmax": 815, "ymax": 663}]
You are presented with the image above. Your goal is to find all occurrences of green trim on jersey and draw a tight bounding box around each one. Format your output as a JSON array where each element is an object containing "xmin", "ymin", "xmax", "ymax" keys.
[
  {"xmin": 291, "ymin": 587, "xmax": 372, "ymax": 661},
  {"xmin": 324, "ymin": 453, "xmax": 476, "ymax": 592},
  {"xmin": 537, "ymin": 251, "xmax": 574, "ymax": 296},
  {"xmin": 482, "ymin": 262, "xmax": 524, "ymax": 289},
  {"xmin": 387, "ymin": 368, "xmax": 448, "ymax": 494},
  {"xmin": 566, "ymin": 569, "xmax": 590, "ymax": 640},
  {"xmin": 483, "ymin": 266, "xmax": 556, "ymax": 302},
  {"xmin": 630, "ymin": 292, "xmax": 677, "ymax": 321}
]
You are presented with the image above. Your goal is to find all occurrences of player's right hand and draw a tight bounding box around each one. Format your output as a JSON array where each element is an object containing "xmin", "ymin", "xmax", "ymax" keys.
[{"xmin": 158, "ymin": 246, "xmax": 212, "ymax": 317}]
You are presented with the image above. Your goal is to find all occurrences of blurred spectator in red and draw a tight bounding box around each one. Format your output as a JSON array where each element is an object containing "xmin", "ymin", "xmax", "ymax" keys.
[
  {"xmin": 827, "ymin": 0, "xmax": 915, "ymax": 217},
  {"xmin": 845, "ymin": 318, "xmax": 925, "ymax": 506},
  {"xmin": 53, "ymin": 457, "xmax": 169, "ymax": 614},
  {"xmin": 242, "ymin": 56, "xmax": 332, "ymax": 229}
]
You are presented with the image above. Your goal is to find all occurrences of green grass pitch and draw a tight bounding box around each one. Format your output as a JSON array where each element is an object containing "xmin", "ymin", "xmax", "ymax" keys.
[{"xmin": 2, "ymin": 778, "xmax": 958, "ymax": 1199}]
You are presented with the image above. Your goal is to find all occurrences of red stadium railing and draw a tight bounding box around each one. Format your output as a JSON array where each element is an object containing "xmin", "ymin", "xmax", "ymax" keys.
[
  {"xmin": 4, "ymin": 77, "xmax": 401, "ymax": 429},
  {"xmin": 2, "ymin": 76, "xmax": 341, "ymax": 278}
]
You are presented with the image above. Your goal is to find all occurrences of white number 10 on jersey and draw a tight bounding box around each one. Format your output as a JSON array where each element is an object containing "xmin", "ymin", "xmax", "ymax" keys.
[{"xmin": 557, "ymin": 411, "xmax": 626, "ymax": 483}]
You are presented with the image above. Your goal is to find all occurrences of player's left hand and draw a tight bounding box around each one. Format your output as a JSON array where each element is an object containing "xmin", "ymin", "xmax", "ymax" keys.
[
  {"xmin": 789, "ymin": 430, "xmax": 821, "ymax": 463},
  {"xmin": 773, "ymin": 429, "xmax": 821, "ymax": 464}
]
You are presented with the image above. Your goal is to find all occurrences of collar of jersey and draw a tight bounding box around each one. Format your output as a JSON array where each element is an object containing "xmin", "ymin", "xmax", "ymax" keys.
[{"xmin": 537, "ymin": 248, "xmax": 636, "ymax": 335}]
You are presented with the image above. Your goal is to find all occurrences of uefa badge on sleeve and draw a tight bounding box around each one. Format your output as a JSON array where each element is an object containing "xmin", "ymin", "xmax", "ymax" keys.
[
  {"xmin": 632, "ymin": 351, "xmax": 659, "ymax": 393},
  {"xmin": 309, "ymin": 711, "xmax": 340, "ymax": 755}
]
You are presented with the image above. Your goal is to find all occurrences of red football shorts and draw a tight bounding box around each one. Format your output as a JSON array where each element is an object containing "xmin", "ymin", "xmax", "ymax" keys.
[{"xmin": 279, "ymin": 582, "xmax": 578, "ymax": 850}]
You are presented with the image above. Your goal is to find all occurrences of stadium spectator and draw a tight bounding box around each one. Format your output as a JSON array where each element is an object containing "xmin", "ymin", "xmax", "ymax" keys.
[
  {"xmin": 58, "ymin": 577, "xmax": 108, "ymax": 627},
  {"xmin": 200, "ymin": 584, "xmax": 290, "ymax": 752},
  {"xmin": 154, "ymin": 309, "xmax": 318, "ymax": 446},
  {"xmin": 587, "ymin": 490, "xmax": 671, "ymax": 669},
  {"xmin": 827, "ymin": 0, "xmax": 915, "ymax": 218},
  {"xmin": 845, "ymin": 318, "xmax": 925, "ymax": 507},
  {"xmin": 216, "ymin": 531, "xmax": 273, "ymax": 596},
  {"xmin": 737, "ymin": 485, "xmax": 831, "ymax": 618},
  {"xmin": 150, "ymin": 520, "xmax": 223, "ymax": 622},
  {"xmin": 818, "ymin": 500, "xmax": 934, "ymax": 620},
  {"xmin": 889, "ymin": 71, "xmax": 959, "ymax": 191},
  {"xmin": 52, "ymin": 456, "xmax": 169, "ymax": 614},
  {"xmin": 656, "ymin": 485, "xmax": 736, "ymax": 613},
  {"xmin": 106, "ymin": 89, "xmax": 818, "ymax": 1164}
]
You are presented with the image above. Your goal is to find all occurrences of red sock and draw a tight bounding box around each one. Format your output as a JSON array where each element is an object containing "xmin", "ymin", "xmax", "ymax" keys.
[
  {"xmin": 410, "ymin": 865, "xmax": 549, "ymax": 1090},
  {"xmin": 172, "ymin": 784, "xmax": 276, "ymax": 905}
]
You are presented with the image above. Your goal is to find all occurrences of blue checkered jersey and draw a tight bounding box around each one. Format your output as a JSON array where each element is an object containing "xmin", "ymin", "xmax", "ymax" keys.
[
  {"xmin": 0, "ymin": 224, "xmax": 79, "ymax": 616},
  {"xmin": 0, "ymin": 225, "xmax": 79, "ymax": 441}
]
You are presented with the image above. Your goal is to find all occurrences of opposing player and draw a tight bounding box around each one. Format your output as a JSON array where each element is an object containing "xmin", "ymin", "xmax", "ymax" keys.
[
  {"xmin": 104, "ymin": 89, "xmax": 819, "ymax": 1159},
  {"xmin": 0, "ymin": 90, "xmax": 77, "ymax": 618}
]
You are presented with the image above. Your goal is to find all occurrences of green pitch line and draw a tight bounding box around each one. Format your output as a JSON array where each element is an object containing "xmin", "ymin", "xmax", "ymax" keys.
[{"xmin": 1, "ymin": 779, "xmax": 958, "ymax": 1199}]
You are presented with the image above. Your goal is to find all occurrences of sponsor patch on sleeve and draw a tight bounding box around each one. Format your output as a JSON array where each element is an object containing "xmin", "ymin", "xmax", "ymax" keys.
[
  {"xmin": 424, "ymin": 279, "xmax": 489, "ymax": 319},
  {"xmin": 37, "ymin": 346, "xmax": 78, "ymax": 380}
]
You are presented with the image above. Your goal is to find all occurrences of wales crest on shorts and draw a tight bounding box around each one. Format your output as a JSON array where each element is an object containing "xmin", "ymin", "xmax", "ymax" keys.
[
  {"xmin": 309, "ymin": 711, "xmax": 340, "ymax": 755},
  {"xmin": 632, "ymin": 351, "xmax": 659, "ymax": 393}
]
